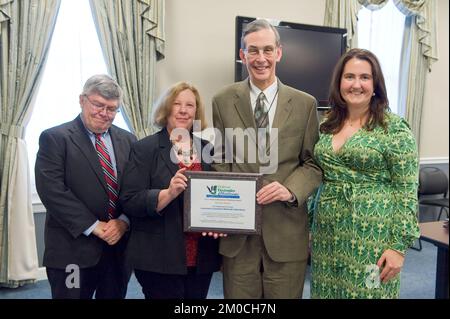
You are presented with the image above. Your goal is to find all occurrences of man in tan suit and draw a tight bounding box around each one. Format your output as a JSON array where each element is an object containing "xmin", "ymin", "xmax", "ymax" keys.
[{"xmin": 212, "ymin": 19, "xmax": 322, "ymax": 299}]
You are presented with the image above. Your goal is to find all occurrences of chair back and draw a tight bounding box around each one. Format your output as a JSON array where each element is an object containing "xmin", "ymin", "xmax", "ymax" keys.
[{"xmin": 418, "ymin": 167, "xmax": 449, "ymax": 196}]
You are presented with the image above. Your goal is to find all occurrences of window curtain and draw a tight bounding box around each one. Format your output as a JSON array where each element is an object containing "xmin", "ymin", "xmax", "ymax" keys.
[
  {"xmin": 324, "ymin": 0, "xmax": 362, "ymax": 49},
  {"xmin": 0, "ymin": 0, "xmax": 61, "ymax": 287},
  {"xmin": 89, "ymin": 0, "xmax": 165, "ymax": 140},
  {"xmin": 323, "ymin": 0, "xmax": 438, "ymax": 147},
  {"xmin": 396, "ymin": 0, "xmax": 438, "ymax": 145}
]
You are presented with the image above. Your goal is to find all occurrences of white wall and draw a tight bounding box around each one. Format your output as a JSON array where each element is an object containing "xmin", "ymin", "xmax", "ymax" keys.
[
  {"xmin": 155, "ymin": 0, "xmax": 325, "ymax": 121},
  {"xmin": 155, "ymin": 0, "xmax": 449, "ymax": 160},
  {"xmin": 420, "ymin": 0, "xmax": 449, "ymax": 160}
]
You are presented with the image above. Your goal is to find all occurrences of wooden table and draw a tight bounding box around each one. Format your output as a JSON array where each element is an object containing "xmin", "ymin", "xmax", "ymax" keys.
[{"xmin": 419, "ymin": 221, "xmax": 449, "ymax": 299}]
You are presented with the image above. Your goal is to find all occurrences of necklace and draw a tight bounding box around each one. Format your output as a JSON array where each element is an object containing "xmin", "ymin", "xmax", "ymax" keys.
[
  {"xmin": 346, "ymin": 109, "xmax": 369, "ymax": 128},
  {"xmin": 346, "ymin": 116, "xmax": 367, "ymax": 128},
  {"xmin": 171, "ymin": 140, "xmax": 196, "ymax": 165},
  {"xmin": 346, "ymin": 120, "xmax": 359, "ymax": 127}
]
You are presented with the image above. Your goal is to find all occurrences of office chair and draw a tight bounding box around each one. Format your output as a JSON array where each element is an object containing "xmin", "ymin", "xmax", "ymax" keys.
[
  {"xmin": 411, "ymin": 167, "xmax": 449, "ymax": 252},
  {"xmin": 418, "ymin": 167, "xmax": 449, "ymax": 221}
]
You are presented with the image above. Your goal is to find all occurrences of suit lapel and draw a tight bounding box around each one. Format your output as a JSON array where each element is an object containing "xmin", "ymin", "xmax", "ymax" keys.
[
  {"xmin": 233, "ymin": 80, "xmax": 257, "ymax": 143},
  {"xmin": 271, "ymin": 81, "xmax": 293, "ymax": 147},
  {"xmin": 69, "ymin": 116, "xmax": 107, "ymax": 192},
  {"xmin": 109, "ymin": 126, "xmax": 126, "ymax": 186},
  {"xmin": 159, "ymin": 128, "xmax": 179, "ymax": 176}
]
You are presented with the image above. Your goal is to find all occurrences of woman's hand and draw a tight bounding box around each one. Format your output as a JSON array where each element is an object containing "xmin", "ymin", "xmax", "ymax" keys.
[
  {"xmin": 377, "ymin": 249, "xmax": 404, "ymax": 283},
  {"xmin": 156, "ymin": 168, "xmax": 187, "ymax": 212},
  {"xmin": 167, "ymin": 167, "xmax": 188, "ymax": 199},
  {"xmin": 202, "ymin": 232, "xmax": 228, "ymax": 239}
]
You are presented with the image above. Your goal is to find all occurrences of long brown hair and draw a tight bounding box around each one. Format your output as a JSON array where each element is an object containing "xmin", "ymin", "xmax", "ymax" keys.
[{"xmin": 320, "ymin": 48, "xmax": 389, "ymax": 134}]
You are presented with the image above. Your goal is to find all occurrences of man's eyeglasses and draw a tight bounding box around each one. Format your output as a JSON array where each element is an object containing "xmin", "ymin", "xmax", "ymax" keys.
[
  {"xmin": 244, "ymin": 45, "xmax": 277, "ymax": 58},
  {"xmin": 84, "ymin": 95, "xmax": 120, "ymax": 115}
]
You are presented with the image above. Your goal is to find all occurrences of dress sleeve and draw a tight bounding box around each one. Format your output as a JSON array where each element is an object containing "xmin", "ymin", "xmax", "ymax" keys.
[
  {"xmin": 385, "ymin": 115, "xmax": 420, "ymax": 254},
  {"xmin": 307, "ymin": 183, "xmax": 323, "ymax": 233}
]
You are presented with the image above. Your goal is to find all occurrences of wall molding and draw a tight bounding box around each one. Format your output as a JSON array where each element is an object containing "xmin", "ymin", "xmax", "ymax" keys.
[{"xmin": 419, "ymin": 157, "xmax": 449, "ymax": 165}]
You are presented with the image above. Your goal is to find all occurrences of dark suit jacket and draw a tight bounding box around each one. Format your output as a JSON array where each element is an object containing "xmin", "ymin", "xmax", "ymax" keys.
[
  {"xmin": 119, "ymin": 128, "xmax": 221, "ymax": 275},
  {"xmin": 35, "ymin": 115, "xmax": 137, "ymax": 269},
  {"xmin": 212, "ymin": 79, "xmax": 322, "ymax": 262}
]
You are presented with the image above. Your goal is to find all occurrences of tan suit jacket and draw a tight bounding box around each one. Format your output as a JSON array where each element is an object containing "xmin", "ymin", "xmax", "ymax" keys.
[{"xmin": 212, "ymin": 79, "xmax": 322, "ymax": 262}]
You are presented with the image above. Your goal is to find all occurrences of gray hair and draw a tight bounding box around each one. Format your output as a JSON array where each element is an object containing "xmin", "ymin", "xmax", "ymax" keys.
[
  {"xmin": 81, "ymin": 74, "xmax": 123, "ymax": 102},
  {"xmin": 241, "ymin": 19, "xmax": 281, "ymax": 49}
]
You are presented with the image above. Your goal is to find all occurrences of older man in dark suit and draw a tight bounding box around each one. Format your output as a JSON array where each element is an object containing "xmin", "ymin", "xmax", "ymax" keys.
[
  {"xmin": 35, "ymin": 74, "xmax": 136, "ymax": 299},
  {"xmin": 212, "ymin": 19, "xmax": 322, "ymax": 299}
]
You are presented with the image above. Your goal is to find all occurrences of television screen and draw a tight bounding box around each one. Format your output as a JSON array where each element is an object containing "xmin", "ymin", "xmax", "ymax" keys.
[{"xmin": 235, "ymin": 16, "xmax": 347, "ymax": 109}]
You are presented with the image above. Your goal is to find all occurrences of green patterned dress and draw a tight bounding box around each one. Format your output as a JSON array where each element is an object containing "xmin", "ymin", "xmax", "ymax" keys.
[{"xmin": 310, "ymin": 113, "xmax": 420, "ymax": 299}]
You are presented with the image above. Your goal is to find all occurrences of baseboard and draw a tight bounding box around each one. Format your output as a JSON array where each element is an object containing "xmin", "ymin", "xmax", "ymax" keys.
[
  {"xmin": 36, "ymin": 267, "xmax": 47, "ymax": 281},
  {"xmin": 420, "ymin": 157, "xmax": 449, "ymax": 165}
]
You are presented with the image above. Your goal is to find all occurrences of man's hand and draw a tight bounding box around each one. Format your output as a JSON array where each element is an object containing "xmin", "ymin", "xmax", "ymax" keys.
[
  {"xmin": 256, "ymin": 181, "xmax": 293, "ymax": 205},
  {"xmin": 101, "ymin": 219, "xmax": 129, "ymax": 245},
  {"xmin": 92, "ymin": 221, "xmax": 108, "ymax": 239}
]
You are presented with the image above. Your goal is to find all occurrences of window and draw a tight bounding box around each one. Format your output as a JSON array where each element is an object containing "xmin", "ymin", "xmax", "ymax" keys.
[
  {"xmin": 26, "ymin": 0, "xmax": 129, "ymax": 204},
  {"xmin": 357, "ymin": 0, "xmax": 406, "ymax": 115}
]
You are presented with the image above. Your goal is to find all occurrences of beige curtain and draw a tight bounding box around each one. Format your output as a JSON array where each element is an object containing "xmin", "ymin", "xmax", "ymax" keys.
[
  {"xmin": 0, "ymin": 0, "xmax": 61, "ymax": 287},
  {"xmin": 323, "ymin": 0, "xmax": 438, "ymax": 146},
  {"xmin": 89, "ymin": 0, "xmax": 165, "ymax": 139},
  {"xmin": 324, "ymin": 0, "xmax": 362, "ymax": 48},
  {"xmin": 396, "ymin": 0, "xmax": 438, "ymax": 145},
  {"xmin": 359, "ymin": 0, "xmax": 389, "ymax": 9}
]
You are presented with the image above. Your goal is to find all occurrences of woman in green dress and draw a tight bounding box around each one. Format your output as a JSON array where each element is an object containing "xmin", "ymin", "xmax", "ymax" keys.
[{"xmin": 310, "ymin": 48, "xmax": 420, "ymax": 299}]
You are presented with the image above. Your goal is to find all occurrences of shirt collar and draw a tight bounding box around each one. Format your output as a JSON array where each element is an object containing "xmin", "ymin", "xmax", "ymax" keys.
[
  {"xmin": 249, "ymin": 78, "xmax": 278, "ymax": 103},
  {"xmin": 79, "ymin": 113, "xmax": 109, "ymax": 138}
]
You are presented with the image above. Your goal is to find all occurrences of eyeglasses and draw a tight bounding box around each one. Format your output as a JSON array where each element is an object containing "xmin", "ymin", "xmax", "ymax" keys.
[
  {"xmin": 244, "ymin": 45, "xmax": 277, "ymax": 58},
  {"xmin": 83, "ymin": 94, "xmax": 120, "ymax": 115}
]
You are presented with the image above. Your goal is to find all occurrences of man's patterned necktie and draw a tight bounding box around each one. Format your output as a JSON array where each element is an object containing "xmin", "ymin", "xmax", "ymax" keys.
[
  {"xmin": 254, "ymin": 92, "xmax": 270, "ymax": 153},
  {"xmin": 254, "ymin": 92, "xmax": 268, "ymax": 129},
  {"xmin": 95, "ymin": 133, "xmax": 118, "ymax": 219}
]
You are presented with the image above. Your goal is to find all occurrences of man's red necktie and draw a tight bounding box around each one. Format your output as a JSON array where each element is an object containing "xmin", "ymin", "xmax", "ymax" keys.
[{"xmin": 95, "ymin": 133, "xmax": 118, "ymax": 219}]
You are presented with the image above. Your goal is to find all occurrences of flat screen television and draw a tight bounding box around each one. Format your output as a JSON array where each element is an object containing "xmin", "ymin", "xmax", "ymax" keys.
[{"xmin": 235, "ymin": 16, "xmax": 347, "ymax": 109}]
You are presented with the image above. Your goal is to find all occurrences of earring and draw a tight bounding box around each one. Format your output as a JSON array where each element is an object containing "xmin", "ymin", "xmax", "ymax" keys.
[{"xmin": 372, "ymin": 93, "xmax": 376, "ymax": 96}]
